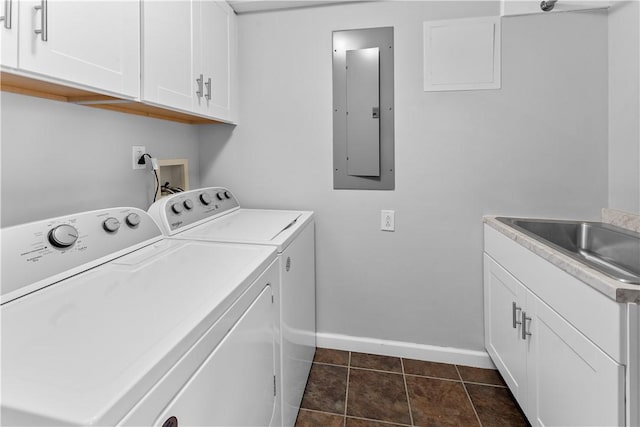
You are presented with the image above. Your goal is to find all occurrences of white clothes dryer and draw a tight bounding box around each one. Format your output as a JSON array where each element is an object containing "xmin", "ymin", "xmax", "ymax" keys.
[
  {"xmin": 1, "ymin": 207, "xmax": 279, "ymax": 426},
  {"xmin": 148, "ymin": 187, "xmax": 316, "ymax": 427}
]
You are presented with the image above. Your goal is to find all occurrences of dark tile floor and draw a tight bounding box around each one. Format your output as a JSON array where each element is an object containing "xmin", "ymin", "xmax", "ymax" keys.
[{"xmin": 295, "ymin": 348, "xmax": 530, "ymax": 427}]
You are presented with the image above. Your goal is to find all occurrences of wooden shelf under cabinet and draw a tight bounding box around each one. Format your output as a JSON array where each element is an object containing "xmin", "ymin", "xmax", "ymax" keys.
[{"xmin": 1, "ymin": 72, "xmax": 221, "ymax": 125}]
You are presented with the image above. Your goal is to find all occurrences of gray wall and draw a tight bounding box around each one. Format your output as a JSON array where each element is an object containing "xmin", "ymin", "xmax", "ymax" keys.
[
  {"xmin": 608, "ymin": 0, "xmax": 640, "ymax": 214},
  {"xmin": 1, "ymin": 92, "xmax": 201, "ymax": 227},
  {"xmin": 198, "ymin": 2, "xmax": 609, "ymax": 352}
]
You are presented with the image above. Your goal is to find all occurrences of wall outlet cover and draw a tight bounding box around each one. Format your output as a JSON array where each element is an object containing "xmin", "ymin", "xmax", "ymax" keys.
[
  {"xmin": 381, "ymin": 210, "xmax": 395, "ymax": 231},
  {"xmin": 132, "ymin": 146, "xmax": 146, "ymax": 170}
]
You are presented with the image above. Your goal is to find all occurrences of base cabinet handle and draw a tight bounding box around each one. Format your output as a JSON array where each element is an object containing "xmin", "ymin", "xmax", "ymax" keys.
[
  {"xmin": 512, "ymin": 302, "xmax": 522, "ymax": 329},
  {"xmin": 521, "ymin": 311, "xmax": 532, "ymax": 340}
]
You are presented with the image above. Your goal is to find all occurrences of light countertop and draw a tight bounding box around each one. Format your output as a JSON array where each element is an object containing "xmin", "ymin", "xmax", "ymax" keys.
[{"xmin": 484, "ymin": 216, "xmax": 640, "ymax": 304}]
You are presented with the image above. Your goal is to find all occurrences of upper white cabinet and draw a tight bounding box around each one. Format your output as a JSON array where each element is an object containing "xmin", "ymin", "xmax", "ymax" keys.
[
  {"xmin": 500, "ymin": 0, "xmax": 610, "ymax": 16},
  {"xmin": 142, "ymin": 1, "xmax": 195, "ymax": 112},
  {"xmin": 143, "ymin": 0, "xmax": 238, "ymax": 123},
  {"xmin": 1, "ymin": 0, "xmax": 18, "ymax": 68},
  {"xmin": 16, "ymin": 0, "xmax": 140, "ymax": 98}
]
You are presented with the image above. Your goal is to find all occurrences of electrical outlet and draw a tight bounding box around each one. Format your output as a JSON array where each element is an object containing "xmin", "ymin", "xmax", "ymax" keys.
[
  {"xmin": 381, "ymin": 210, "xmax": 395, "ymax": 232},
  {"xmin": 132, "ymin": 146, "xmax": 146, "ymax": 170}
]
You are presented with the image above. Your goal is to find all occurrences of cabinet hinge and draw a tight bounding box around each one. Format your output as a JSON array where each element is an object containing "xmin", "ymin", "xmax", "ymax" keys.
[{"xmin": 273, "ymin": 375, "xmax": 277, "ymax": 396}]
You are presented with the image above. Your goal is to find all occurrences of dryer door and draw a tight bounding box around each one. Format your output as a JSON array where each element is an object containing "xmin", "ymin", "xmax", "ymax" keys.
[{"xmin": 154, "ymin": 285, "xmax": 276, "ymax": 427}]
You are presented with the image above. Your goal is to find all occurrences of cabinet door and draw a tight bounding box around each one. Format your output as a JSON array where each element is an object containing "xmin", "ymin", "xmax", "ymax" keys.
[
  {"xmin": 484, "ymin": 254, "xmax": 528, "ymax": 408},
  {"xmin": 198, "ymin": 0, "xmax": 236, "ymax": 122},
  {"xmin": 18, "ymin": 0, "xmax": 139, "ymax": 98},
  {"xmin": 142, "ymin": 0, "xmax": 197, "ymax": 112},
  {"xmin": 1, "ymin": 0, "xmax": 18, "ymax": 68},
  {"xmin": 525, "ymin": 292, "xmax": 625, "ymax": 427}
]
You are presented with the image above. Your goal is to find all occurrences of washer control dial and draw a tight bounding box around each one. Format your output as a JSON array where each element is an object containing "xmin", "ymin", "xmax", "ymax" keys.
[
  {"xmin": 183, "ymin": 199, "xmax": 194, "ymax": 210},
  {"xmin": 125, "ymin": 213, "xmax": 141, "ymax": 227},
  {"xmin": 216, "ymin": 192, "xmax": 225, "ymax": 201},
  {"xmin": 223, "ymin": 191, "xmax": 231, "ymax": 199},
  {"xmin": 200, "ymin": 193, "xmax": 212, "ymax": 205},
  {"xmin": 48, "ymin": 224, "xmax": 79, "ymax": 248},
  {"xmin": 102, "ymin": 217, "xmax": 121, "ymax": 233},
  {"xmin": 171, "ymin": 203, "xmax": 184, "ymax": 214}
]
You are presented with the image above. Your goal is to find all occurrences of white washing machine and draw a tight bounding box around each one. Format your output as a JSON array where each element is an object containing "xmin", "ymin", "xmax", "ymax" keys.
[
  {"xmin": 1, "ymin": 207, "xmax": 280, "ymax": 426},
  {"xmin": 148, "ymin": 187, "xmax": 316, "ymax": 427}
]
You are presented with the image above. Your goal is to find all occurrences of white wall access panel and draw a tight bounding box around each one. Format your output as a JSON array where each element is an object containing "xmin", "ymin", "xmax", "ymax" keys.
[{"xmin": 424, "ymin": 16, "xmax": 500, "ymax": 91}]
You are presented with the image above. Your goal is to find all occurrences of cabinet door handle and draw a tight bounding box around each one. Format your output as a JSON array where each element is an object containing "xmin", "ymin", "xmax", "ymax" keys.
[
  {"xmin": 0, "ymin": 0, "xmax": 12, "ymax": 29},
  {"xmin": 195, "ymin": 74, "xmax": 203, "ymax": 98},
  {"xmin": 205, "ymin": 77, "xmax": 211, "ymax": 100},
  {"xmin": 34, "ymin": 0, "xmax": 47, "ymax": 41},
  {"xmin": 512, "ymin": 302, "xmax": 522, "ymax": 329},
  {"xmin": 521, "ymin": 311, "xmax": 532, "ymax": 340}
]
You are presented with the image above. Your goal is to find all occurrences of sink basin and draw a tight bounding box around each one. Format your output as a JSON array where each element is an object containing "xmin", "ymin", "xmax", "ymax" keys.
[{"xmin": 496, "ymin": 217, "xmax": 640, "ymax": 285}]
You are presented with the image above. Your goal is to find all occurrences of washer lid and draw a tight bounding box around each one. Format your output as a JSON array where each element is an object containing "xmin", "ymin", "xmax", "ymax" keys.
[
  {"xmin": 1, "ymin": 239, "xmax": 276, "ymax": 426},
  {"xmin": 178, "ymin": 209, "xmax": 312, "ymax": 250}
]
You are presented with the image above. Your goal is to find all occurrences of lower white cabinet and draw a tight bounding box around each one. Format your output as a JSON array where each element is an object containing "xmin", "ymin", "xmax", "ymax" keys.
[{"xmin": 484, "ymin": 229, "xmax": 626, "ymax": 426}]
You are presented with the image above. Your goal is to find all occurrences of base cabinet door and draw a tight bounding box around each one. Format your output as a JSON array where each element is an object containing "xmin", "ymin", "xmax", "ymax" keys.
[
  {"xmin": 18, "ymin": 0, "xmax": 139, "ymax": 97},
  {"xmin": 485, "ymin": 253, "xmax": 626, "ymax": 426},
  {"xmin": 526, "ymin": 293, "xmax": 625, "ymax": 427},
  {"xmin": 484, "ymin": 255, "xmax": 528, "ymax": 409}
]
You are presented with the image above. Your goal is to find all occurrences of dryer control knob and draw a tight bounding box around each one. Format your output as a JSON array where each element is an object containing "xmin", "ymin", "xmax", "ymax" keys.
[
  {"xmin": 48, "ymin": 224, "xmax": 79, "ymax": 248},
  {"xmin": 171, "ymin": 203, "xmax": 184, "ymax": 214},
  {"xmin": 102, "ymin": 217, "xmax": 121, "ymax": 233},
  {"xmin": 183, "ymin": 199, "xmax": 194, "ymax": 210},
  {"xmin": 199, "ymin": 193, "xmax": 212, "ymax": 205},
  {"xmin": 216, "ymin": 192, "xmax": 225, "ymax": 201},
  {"xmin": 125, "ymin": 213, "xmax": 141, "ymax": 227},
  {"xmin": 223, "ymin": 191, "xmax": 231, "ymax": 199}
]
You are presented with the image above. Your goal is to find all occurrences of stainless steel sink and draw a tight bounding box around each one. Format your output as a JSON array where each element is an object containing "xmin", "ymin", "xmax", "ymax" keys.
[{"xmin": 496, "ymin": 217, "xmax": 640, "ymax": 285}]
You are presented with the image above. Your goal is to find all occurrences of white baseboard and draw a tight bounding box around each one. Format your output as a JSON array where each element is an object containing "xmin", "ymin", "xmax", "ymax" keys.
[{"xmin": 316, "ymin": 332, "xmax": 495, "ymax": 369}]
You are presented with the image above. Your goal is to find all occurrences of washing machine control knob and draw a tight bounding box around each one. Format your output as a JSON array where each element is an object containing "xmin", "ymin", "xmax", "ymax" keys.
[
  {"xmin": 102, "ymin": 217, "xmax": 121, "ymax": 233},
  {"xmin": 224, "ymin": 191, "xmax": 231, "ymax": 199},
  {"xmin": 125, "ymin": 213, "xmax": 141, "ymax": 227},
  {"xmin": 183, "ymin": 199, "xmax": 194, "ymax": 210},
  {"xmin": 216, "ymin": 192, "xmax": 225, "ymax": 201},
  {"xmin": 199, "ymin": 193, "xmax": 212, "ymax": 205},
  {"xmin": 171, "ymin": 203, "xmax": 184, "ymax": 214},
  {"xmin": 48, "ymin": 224, "xmax": 79, "ymax": 248}
]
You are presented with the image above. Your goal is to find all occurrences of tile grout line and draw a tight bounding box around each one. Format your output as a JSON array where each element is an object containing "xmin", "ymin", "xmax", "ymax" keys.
[
  {"xmin": 348, "ymin": 365, "xmax": 404, "ymax": 375},
  {"xmin": 343, "ymin": 351, "xmax": 352, "ymax": 427},
  {"xmin": 312, "ymin": 360, "xmax": 350, "ymax": 368},
  {"xmin": 400, "ymin": 358, "xmax": 415, "ymax": 427},
  {"xmin": 455, "ymin": 365, "xmax": 483, "ymax": 427},
  {"xmin": 346, "ymin": 414, "xmax": 413, "ymax": 427}
]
